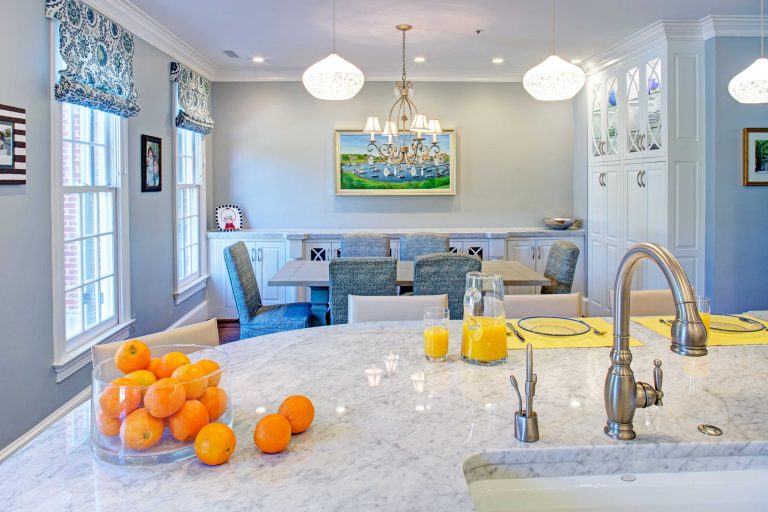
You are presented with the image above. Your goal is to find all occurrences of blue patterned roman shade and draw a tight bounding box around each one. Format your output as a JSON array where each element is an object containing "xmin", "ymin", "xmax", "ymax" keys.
[
  {"xmin": 170, "ymin": 62, "xmax": 214, "ymax": 135},
  {"xmin": 45, "ymin": 0, "xmax": 140, "ymax": 117}
]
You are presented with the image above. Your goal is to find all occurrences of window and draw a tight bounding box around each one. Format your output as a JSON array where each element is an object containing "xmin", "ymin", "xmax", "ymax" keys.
[{"xmin": 174, "ymin": 128, "xmax": 206, "ymax": 300}]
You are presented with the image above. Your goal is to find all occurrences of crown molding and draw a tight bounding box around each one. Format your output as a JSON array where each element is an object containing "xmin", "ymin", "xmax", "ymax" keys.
[
  {"xmin": 83, "ymin": 0, "xmax": 217, "ymax": 79},
  {"xmin": 700, "ymin": 15, "xmax": 765, "ymax": 40},
  {"xmin": 212, "ymin": 71, "xmax": 526, "ymax": 83}
]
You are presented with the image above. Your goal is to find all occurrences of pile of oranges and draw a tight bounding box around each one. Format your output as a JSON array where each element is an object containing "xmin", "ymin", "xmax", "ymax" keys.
[{"xmin": 98, "ymin": 339, "xmax": 232, "ymax": 465}]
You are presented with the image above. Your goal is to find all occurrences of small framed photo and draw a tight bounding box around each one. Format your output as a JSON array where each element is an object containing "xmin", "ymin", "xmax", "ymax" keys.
[
  {"xmin": 0, "ymin": 119, "xmax": 14, "ymax": 169},
  {"xmin": 215, "ymin": 205, "xmax": 243, "ymax": 231},
  {"xmin": 743, "ymin": 128, "xmax": 768, "ymax": 186},
  {"xmin": 141, "ymin": 134, "xmax": 162, "ymax": 192}
]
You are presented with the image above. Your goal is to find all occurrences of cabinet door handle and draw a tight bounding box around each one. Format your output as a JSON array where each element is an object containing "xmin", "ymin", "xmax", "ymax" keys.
[
  {"xmin": 531, "ymin": 246, "xmax": 535, "ymax": 260},
  {"xmin": 636, "ymin": 171, "xmax": 642, "ymax": 188},
  {"xmin": 537, "ymin": 247, "xmax": 542, "ymax": 260},
  {"xmin": 250, "ymin": 248, "xmax": 256, "ymax": 262},
  {"xmin": 257, "ymin": 248, "xmax": 263, "ymax": 262},
  {"xmin": 601, "ymin": 172, "xmax": 606, "ymax": 187},
  {"xmin": 641, "ymin": 170, "xmax": 647, "ymax": 188}
]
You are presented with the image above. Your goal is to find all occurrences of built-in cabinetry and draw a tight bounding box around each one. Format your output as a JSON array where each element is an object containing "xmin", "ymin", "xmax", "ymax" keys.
[
  {"xmin": 449, "ymin": 240, "xmax": 491, "ymax": 260},
  {"xmin": 506, "ymin": 237, "xmax": 585, "ymax": 296},
  {"xmin": 584, "ymin": 30, "xmax": 705, "ymax": 316}
]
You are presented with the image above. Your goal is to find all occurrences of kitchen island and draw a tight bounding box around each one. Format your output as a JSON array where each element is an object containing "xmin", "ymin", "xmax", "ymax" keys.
[{"xmin": 1, "ymin": 318, "xmax": 767, "ymax": 511}]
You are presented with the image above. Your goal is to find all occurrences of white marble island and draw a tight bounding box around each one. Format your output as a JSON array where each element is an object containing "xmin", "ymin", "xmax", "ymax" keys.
[{"xmin": 1, "ymin": 318, "xmax": 767, "ymax": 511}]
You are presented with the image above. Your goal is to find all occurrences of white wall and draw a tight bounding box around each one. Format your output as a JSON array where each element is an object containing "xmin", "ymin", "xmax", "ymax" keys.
[{"xmin": 211, "ymin": 81, "xmax": 575, "ymax": 229}]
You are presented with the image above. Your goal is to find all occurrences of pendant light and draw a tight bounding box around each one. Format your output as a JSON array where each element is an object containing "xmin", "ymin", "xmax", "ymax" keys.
[
  {"xmin": 302, "ymin": 0, "xmax": 364, "ymax": 100},
  {"xmin": 729, "ymin": 0, "xmax": 768, "ymax": 103},
  {"xmin": 523, "ymin": 0, "xmax": 585, "ymax": 101}
]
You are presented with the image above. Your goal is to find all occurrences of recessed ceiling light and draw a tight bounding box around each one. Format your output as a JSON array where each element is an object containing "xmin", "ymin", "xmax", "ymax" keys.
[
  {"xmin": 252, "ymin": 56, "xmax": 265, "ymax": 63},
  {"xmin": 570, "ymin": 58, "xmax": 582, "ymax": 64},
  {"xmin": 414, "ymin": 56, "xmax": 426, "ymax": 63},
  {"xmin": 492, "ymin": 57, "xmax": 504, "ymax": 64}
]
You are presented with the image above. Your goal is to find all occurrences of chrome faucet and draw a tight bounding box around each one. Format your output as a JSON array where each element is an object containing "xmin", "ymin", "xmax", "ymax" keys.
[{"xmin": 605, "ymin": 243, "xmax": 708, "ymax": 440}]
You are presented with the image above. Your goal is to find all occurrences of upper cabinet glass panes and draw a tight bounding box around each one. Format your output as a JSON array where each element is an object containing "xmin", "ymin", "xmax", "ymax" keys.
[
  {"xmin": 605, "ymin": 77, "xmax": 618, "ymax": 156},
  {"xmin": 591, "ymin": 82, "xmax": 603, "ymax": 157},
  {"xmin": 626, "ymin": 67, "xmax": 641, "ymax": 153},
  {"xmin": 646, "ymin": 57, "xmax": 662, "ymax": 151}
]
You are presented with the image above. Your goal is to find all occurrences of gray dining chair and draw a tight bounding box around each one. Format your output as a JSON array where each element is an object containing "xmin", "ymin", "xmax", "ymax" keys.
[
  {"xmin": 340, "ymin": 233, "xmax": 391, "ymax": 257},
  {"xmin": 329, "ymin": 257, "xmax": 397, "ymax": 324},
  {"xmin": 540, "ymin": 240, "xmax": 580, "ymax": 294},
  {"xmin": 413, "ymin": 253, "xmax": 482, "ymax": 320},
  {"xmin": 398, "ymin": 233, "xmax": 450, "ymax": 260},
  {"xmin": 224, "ymin": 242, "xmax": 314, "ymax": 338}
]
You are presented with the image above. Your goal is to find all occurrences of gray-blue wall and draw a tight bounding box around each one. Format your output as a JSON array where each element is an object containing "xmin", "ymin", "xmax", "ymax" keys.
[
  {"xmin": 0, "ymin": 2, "xmax": 205, "ymax": 452},
  {"xmin": 705, "ymin": 37, "xmax": 768, "ymax": 313}
]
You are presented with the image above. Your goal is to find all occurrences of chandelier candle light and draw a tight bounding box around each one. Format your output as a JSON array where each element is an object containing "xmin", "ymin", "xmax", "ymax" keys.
[
  {"xmin": 302, "ymin": 0, "xmax": 365, "ymax": 100},
  {"xmin": 523, "ymin": 0, "xmax": 585, "ymax": 101},
  {"xmin": 729, "ymin": 0, "xmax": 768, "ymax": 103},
  {"xmin": 363, "ymin": 25, "xmax": 444, "ymax": 167}
]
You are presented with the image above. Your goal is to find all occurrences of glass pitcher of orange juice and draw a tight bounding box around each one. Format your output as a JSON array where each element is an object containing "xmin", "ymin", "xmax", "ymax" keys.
[{"xmin": 462, "ymin": 272, "xmax": 507, "ymax": 366}]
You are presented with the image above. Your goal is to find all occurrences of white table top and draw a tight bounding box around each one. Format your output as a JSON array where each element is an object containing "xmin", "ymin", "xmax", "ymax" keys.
[
  {"xmin": 2, "ymin": 317, "xmax": 767, "ymax": 511},
  {"xmin": 269, "ymin": 259, "xmax": 550, "ymax": 287}
]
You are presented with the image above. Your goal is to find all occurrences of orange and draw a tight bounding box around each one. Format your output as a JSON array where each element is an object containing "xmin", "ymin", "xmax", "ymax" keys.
[
  {"xmin": 171, "ymin": 364, "xmax": 207, "ymax": 399},
  {"xmin": 199, "ymin": 387, "xmax": 228, "ymax": 421},
  {"xmin": 99, "ymin": 377, "xmax": 141, "ymax": 418},
  {"xmin": 168, "ymin": 400, "xmax": 210, "ymax": 441},
  {"xmin": 254, "ymin": 414, "xmax": 292, "ymax": 454},
  {"xmin": 155, "ymin": 352, "xmax": 191, "ymax": 379},
  {"xmin": 147, "ymin": 357, "xmax": 161, "ymax": 377},
  {"xmin": 125, "ymin": 369, "xmax": 157, "ymax": 387},
  {"xmin": 120, "ymin": 408, "xmax": 164, "ymax": 451},
  {"xmin": 195, "ymin": 359, "xmax": 222, "ymax": 387},
  {"xmin": 144, "ymin": 378, "xmax": 186, "ymax": 418},
  {"xmin": 114, "ymin": 340, "xmax": 151, "ymax": 374},
  {"xmin": 96, "ymin": 409, "xmax": 121, "ymax": 437},
  {"xmin": 195, "ymin": 423, "xmax": 236, "ymax": 465},
  {"xmin": 278, "ymin": 395, "xmax": 315, "ymax": 434}
]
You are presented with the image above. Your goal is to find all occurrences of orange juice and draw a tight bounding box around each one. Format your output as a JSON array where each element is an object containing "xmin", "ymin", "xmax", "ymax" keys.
[
  {"xmin": 424, "ymin": 327, "xmax": 449, "ymax": 360},
  {"xmin": 701, "ymin": 312, "xmax": 711, "ymax": 334},
  {"xmin": 461, "ymin": 317, "xmax": 507, "ymax": 365}
]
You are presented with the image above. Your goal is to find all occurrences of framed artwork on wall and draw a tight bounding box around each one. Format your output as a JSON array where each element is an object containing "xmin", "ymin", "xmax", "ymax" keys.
[
  {"xmin": 0, "ymin": 103, "xmax": 26, "ymax": 185},
  {"xmin": 215, "ymin": 205, "xmax": 243, "ymax": 231},
  {"xmin": 743, "ymin": 128, "xmax": 768, "ymax": 186},
  {"xmin": 141, "ymin": 134, "xmax": 162, "ymax": 192},
  {"xmin": 334, "ymin": 130, "xmax": 457, "ymax": 196}
]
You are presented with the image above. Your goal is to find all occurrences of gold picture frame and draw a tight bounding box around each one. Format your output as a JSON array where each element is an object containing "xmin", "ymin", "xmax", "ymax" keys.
[
  {"xmin": 335, "ymin": 130, "xmax": 457, "ymax": 196},
  {"xmin": 743, "ymin": 127, "xmax": 768, "ymax": 186}
]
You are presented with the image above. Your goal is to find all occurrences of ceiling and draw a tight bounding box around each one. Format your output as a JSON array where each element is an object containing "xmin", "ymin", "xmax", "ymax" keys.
[{"xmin": 128, "ymin": 0, "xmax": 760, "ymax": 81}]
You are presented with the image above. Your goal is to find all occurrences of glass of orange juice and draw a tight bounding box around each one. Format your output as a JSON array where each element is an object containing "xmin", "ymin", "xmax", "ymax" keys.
[
  {"xmin": 424, "ymin": 307, "xmax": 450, "ymax": 362},
  {"xmin": 696, "ymin": 296, "xmax": 711, "ymax": 334}
]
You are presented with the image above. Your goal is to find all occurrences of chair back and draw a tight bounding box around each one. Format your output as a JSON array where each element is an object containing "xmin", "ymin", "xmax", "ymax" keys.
[
  {"xmin": 91, "ymin": 318, "xmax": 220, "ymax": 366},
  {"xmin": 399, "ymin": 233, "xmax": 449, "ymax": 261},
  {"xmin": 504, "ymin": 293, "xmax": 582, "ymax": 318},
  {"xmin": 608, "ymin": 289, "xmax": 676, "ymax": 316},
  {"xmin": 413, "ymin": 253, "xmax": 482, "ymax": 320},
  {"xmin": 541, "ymin": 241, "xmax": 580, "ymax": 294},
  {"xmin": 340, "ymin": 233, "xmax": 391, "ymax": 257},
  {"xmin": 348, "ymin": 294, "xmax": 448, "ymax": 323},
  {"xmin": 223, "ymin": 241, "xmax": 262, "ymax": 323},
  {"xmin": 329, "ymin": 257, "xmax": 397, "ymax": 324}
]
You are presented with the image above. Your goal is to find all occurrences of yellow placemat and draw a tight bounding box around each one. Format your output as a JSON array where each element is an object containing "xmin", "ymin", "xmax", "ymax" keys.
[
  {"xmin": 506, "ymin": 317, "xmax": 643, "ymax": 350},
  {"xmin": 632, "ymin": 315, "xmax": 768, "ymax": 346}
]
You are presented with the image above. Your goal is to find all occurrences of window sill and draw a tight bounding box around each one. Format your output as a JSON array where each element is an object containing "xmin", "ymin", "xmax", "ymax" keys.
[
  {"xmin": 174, "ymin": 274, "xmax": 209, "ymax": 306},
  {"xmin": 52, "ymin": 319, "xmax": 136, "ymax": 382}
]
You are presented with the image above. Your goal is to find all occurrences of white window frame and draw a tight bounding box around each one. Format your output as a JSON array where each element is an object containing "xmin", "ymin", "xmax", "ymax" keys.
[
  {"xmin": 172, "ymin": 122, "xmax": 208, "ymax": 305},
  {"xmin": 49, "ymin": 24, "xmax": 133, "ymax": 381}
]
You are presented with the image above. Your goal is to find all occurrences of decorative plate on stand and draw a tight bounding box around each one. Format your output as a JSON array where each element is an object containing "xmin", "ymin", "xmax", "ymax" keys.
[{"xmin": 215, "ymin": 205, "xmax": 243, "ymax": 231}]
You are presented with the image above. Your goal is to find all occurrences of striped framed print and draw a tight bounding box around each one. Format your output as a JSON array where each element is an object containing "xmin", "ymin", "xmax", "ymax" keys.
[{"xmin": 0, "ymin": 104, "xmax": 26, "ymax": 185}]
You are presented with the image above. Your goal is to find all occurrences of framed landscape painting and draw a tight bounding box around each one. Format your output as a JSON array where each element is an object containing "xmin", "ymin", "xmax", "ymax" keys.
[
  {"xmin": 744, "ymin": 128, "xmax": 768, "ymax": 186},
  {"xmin": 335, "ymin": 130, "xmax": 456, "ymax": 195}
]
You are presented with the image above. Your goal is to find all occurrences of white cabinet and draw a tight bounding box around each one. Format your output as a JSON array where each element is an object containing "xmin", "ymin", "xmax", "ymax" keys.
[
  {"xmin": 505, "ymin": 237, "xmax": 586, "ymax": 297},
  {"xmin": 588, "ymin": 165, "xmax": 621, "ymax": 314},
  {"xmin": 449, "ymin": 240, "xmax": 490, "ymax": 260}
]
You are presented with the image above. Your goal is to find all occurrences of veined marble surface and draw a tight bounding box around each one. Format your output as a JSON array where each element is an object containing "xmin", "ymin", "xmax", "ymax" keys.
[
  {"xmin": 206, "ymin": 227, "xmax": 586, "ymax": 240},
  {"xmin": 1, "ymin": 318, "xmax": 767, "ymax": 511}
]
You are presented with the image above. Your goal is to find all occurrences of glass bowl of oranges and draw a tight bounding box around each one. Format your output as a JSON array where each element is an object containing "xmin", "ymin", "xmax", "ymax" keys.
[{"xmin": 91, "ymin": 342, "xmax": 232, "ymax": 465}]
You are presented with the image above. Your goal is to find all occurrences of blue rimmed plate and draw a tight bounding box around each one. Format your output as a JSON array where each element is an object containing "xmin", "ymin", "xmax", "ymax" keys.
[{"xmin": 517, "ymin": 316, "xmax": 592, "ymax": 337}]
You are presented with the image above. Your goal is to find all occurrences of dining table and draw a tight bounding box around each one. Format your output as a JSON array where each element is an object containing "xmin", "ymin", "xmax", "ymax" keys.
[{"xmin": 268, "ymin": 259, "xmax": 551, "ymax": 325}]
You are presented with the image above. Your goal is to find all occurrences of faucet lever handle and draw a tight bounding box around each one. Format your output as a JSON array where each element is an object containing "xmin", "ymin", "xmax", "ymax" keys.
[{"xmin": 653, "ymin": 359, "xmax": 664, "ymax": 406}]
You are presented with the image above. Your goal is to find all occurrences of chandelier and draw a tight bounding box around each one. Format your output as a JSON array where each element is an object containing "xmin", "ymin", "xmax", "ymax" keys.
[
  {"xmin": 729, "ymin": 0, "xmax": 768, "ymax": 103},
  {"xmin": 362, "ymin": 25, "xmax": 444, "ymax": 167}
]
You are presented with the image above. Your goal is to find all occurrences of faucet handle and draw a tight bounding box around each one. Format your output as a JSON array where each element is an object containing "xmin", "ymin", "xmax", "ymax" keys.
[{"xmin": 653, "ymin": 359, "xmax": 664, "ymax": 406}]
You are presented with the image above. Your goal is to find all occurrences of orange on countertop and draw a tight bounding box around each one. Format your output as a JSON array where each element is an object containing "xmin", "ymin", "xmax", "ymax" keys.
[
  {"xmin": 155, "ymin": 352, "xmax": 191, "ymax": 379},
  {"xmin": 195, "ymin": 359, "xmax": 221, "ymax": 387},
  {"xmin": 195, "ymin": 423, "xmax": 236, "ymax": 465},
  {"xmin": 144, "ymin": 378, "xmax": 186, "ymax": 418},
  {"xmin": 199, "ymin": 387, "xmax": 228, "ymax": 421},
  {"xmin": 168, "ymin": 400, "xmax": 210, "ymax": 441},
  {"xmin": 120, "ymin": 408, "xmax": 164, "ymax": 451},
  {"xmin": 171, "ymin": 364, "xmax": 207, "ymax": 399},
  {"xmin": 278, "ymin": 395, "xmax": 315, "ymax": 434},
  {"xmin": 114, "ymin": 340, "xmax": 151, "ymax": 374},
  {"xmin": 254, "ymin": 414, "xmax": 292, "ymax": 454},
  {"xmin": 99, "ymin": 377, "xmax": 141, "ymax": 418}
]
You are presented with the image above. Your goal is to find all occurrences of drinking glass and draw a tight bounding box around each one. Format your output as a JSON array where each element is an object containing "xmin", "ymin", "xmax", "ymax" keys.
[
  {"xmin": 424, "ymin": 307, "xmax": 450, "ymax": 362},
  {"xmin": 696, "ymin": 296, "xmax": 711, "ymax": 334}
]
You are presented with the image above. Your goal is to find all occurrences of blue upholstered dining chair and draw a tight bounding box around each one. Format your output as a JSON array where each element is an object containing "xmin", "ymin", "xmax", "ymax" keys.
[
  {"xmin": 398, "ymin": 232, "xmax": 450, "ymax": 260},
  {"xmin": 413, "ymin": 253, "xmax": 482, "ymax": 320},
  {"xmin": 329, "ymin": 257, "xmax": 397, "ymax": 324},
  {"xmin": 540, "ymin": 240, "xmax": 580, "ymax": 294},
  {"xmin": 223, "ymin": 242, "xmax": 314, "ymax": 338},
  {"xmin": 340, "ymin": 233, "xmax": 391, "ymax": 257}
]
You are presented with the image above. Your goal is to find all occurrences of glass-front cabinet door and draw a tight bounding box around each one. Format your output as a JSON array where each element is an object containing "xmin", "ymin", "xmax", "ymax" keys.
[
  {"xmin": 645, "ymin": 57, "xmax": 663, "ymax": 151},
  {"xmin": 626, "ymin": 66, "xmax": 643, "ymax": 154},
  {"xmin": 590, "ymin": 82, "xmax": 603, "ymax": 157},
  {"xmin": 605, "ymin": 76, "xmax": 618, "ymax": 156}
]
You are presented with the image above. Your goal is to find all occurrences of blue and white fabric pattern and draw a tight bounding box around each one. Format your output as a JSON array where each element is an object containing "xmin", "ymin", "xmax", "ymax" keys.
[
  {"xmin": 45, "ymin": 0, "xmax": 140, "ymax": 118},
  {"xmin": 170, "ymin": 62, "xmax": 214, "ymax": 135}
]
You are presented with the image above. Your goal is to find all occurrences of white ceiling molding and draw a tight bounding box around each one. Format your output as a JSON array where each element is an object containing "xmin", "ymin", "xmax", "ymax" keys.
[
  {"xmin": 83, "ymin": 0, "xmax": 217, "ymax": 79},
  {"xmin": 213, "ymin": 70, "xmax": 527, "ymax": 83},
  {"xmin": 700, "ymin": 15, "xmax": 765, "ymax": 40}
]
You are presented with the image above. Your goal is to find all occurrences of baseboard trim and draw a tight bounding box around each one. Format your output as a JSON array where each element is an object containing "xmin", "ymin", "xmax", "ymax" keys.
[
  {"xmin": 0, "ymin": 386, "xmax": 91, "ymax": 463},
  {"xmin": 167, "ymin": 300, "xmax": 208, "ymax": 330}
]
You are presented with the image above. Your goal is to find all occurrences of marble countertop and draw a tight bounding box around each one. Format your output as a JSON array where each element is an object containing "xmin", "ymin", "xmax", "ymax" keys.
[
  {"xmin": 2, "ymin": 318, "xmax": 767, "ymax": 511},
  {"xmin": 206, "ymin": 227, "xmax": 586, "ymax": 240}
]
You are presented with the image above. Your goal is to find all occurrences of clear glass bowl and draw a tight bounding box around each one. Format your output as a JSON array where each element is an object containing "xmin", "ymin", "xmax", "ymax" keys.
[{"xmin": 91, "ymin": 344, "xmax": 231, "ymax": 465}]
